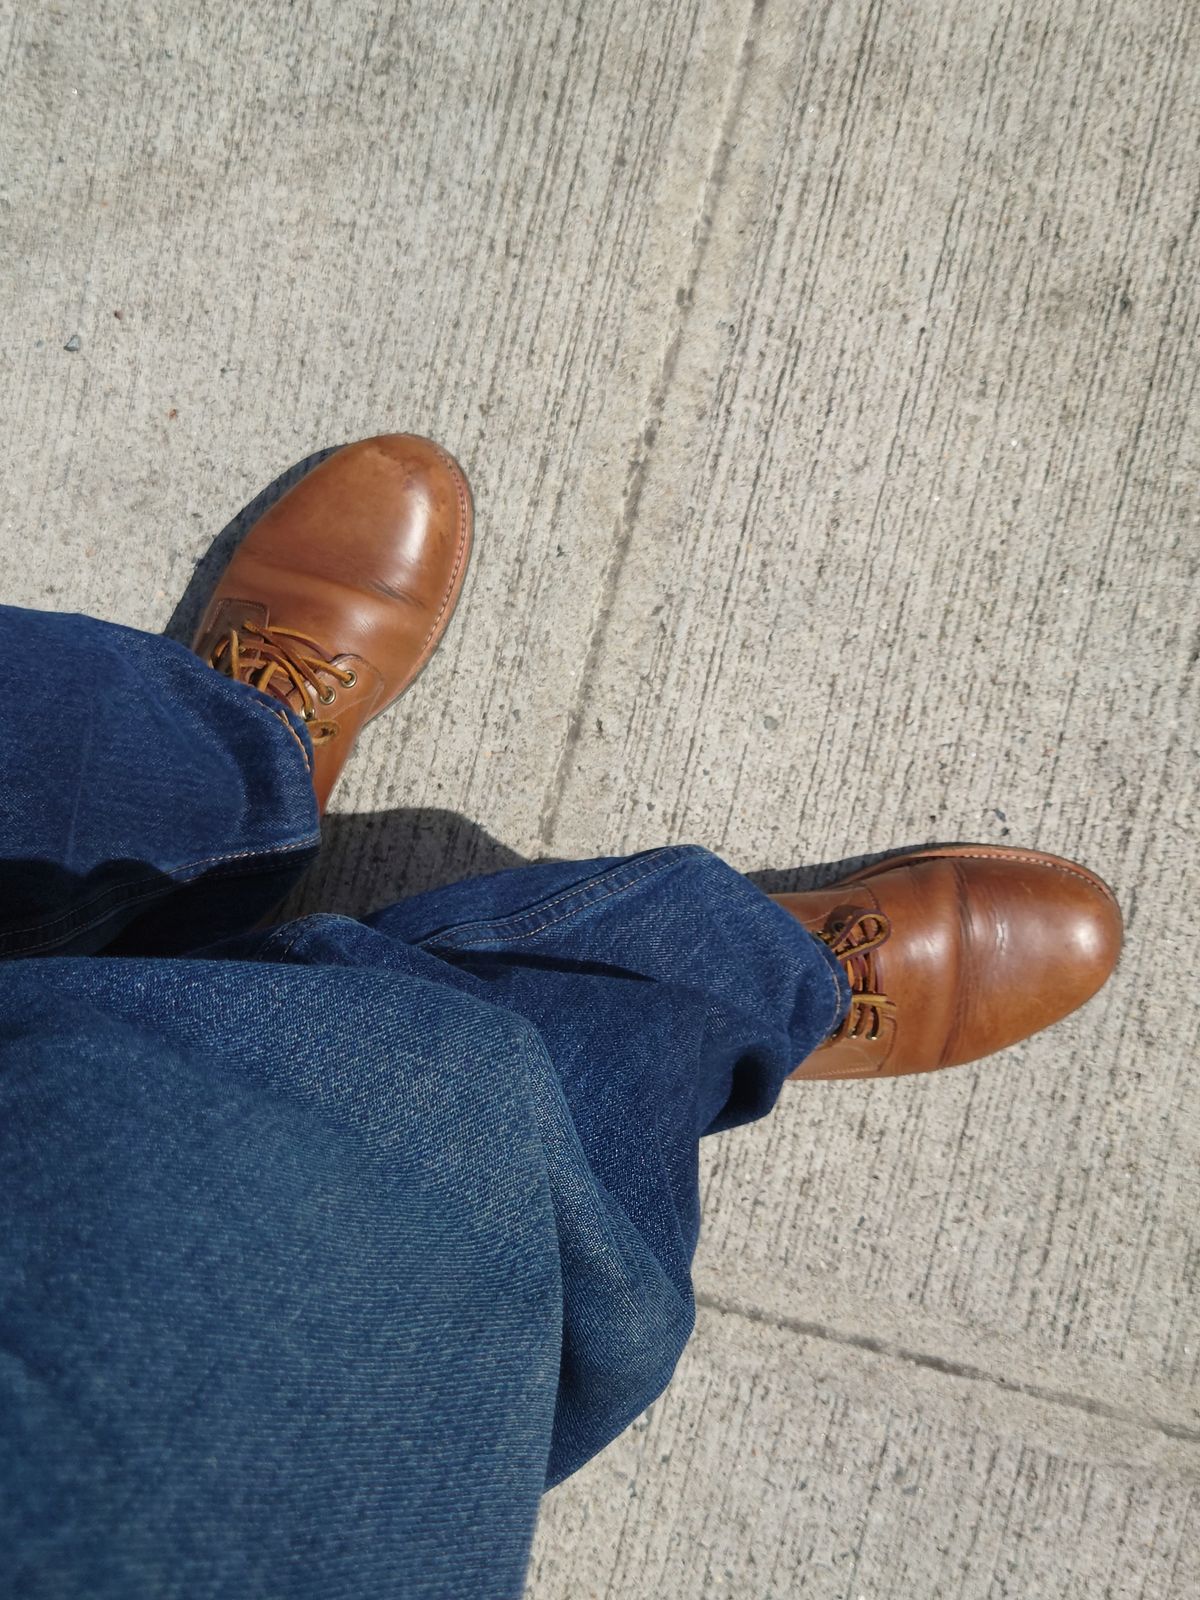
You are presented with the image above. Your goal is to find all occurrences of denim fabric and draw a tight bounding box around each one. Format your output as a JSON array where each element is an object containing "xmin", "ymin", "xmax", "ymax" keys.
[
  {"xmin": 0, "ymin": 606, "xmax": 320, "ymax": 957},
  {"xmin": 0, "ymin": 606, "xmax": 846, "ymax": 1599},
  {"xmin": 1, "ymin": 965, "xmax": 562, "ymax": 1598}
]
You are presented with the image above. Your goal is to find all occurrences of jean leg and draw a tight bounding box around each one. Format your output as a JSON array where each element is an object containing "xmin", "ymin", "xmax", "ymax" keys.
[
  {"xmin": 0, "ymin": 606, "xmax": 320, "ymax": 955},
  {"xmin": 0, "ymin": 846, "xmax": 848, "ymax": 1597},
  {"xmin": 372, "ymin": 842, "xmax": 847, "ymax": 1111},
  {"xmin": 0, "ymin": 956, "xmax": 561, "ymax": 1599},
  {"xmin": 293, "ymin": 844, "xmax": 846, "ymax": 1479}
]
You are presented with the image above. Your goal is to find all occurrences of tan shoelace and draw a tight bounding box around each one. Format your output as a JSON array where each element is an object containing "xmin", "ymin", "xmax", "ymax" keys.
[
  {"xmin": 205, "ymin": 622, "xmax": 356, "ymax": 743},
  {"xmin": 817, "ymin": 909, "xmax": 897, "ymax": 1042}
]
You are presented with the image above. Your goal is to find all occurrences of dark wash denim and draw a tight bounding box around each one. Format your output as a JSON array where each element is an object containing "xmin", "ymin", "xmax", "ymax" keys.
[{"xmin": 0, "ymin": 606, "xmax": 848, "ymax": 1599}]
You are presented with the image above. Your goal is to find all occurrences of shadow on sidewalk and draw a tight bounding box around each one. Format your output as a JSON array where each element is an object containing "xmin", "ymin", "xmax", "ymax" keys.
[
  {"xmin": 159, "ymin": 441, "xmax": 913, "ymax": 921},
  {"xmin": 280, "ymin": 808, "xmax": 534, "ymax": 923},
  {"xmin": 281, "ymin": 807, "xmax": 905, "ymax": 924}
]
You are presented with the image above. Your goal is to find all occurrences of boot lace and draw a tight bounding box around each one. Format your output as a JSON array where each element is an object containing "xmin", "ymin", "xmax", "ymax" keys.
[
  {"xmin": 206, "ymin": 622, "xmax": 356, "ymax": 744},
  {"xmin": 817, "ymin": 909, "xmax": 897, "ymax": 1042}
]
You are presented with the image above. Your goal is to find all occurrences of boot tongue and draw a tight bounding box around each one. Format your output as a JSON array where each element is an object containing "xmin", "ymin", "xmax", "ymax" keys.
[
  {"xmin": 244, "ymin": 653, "xmax": 308, "ymax": 716},
  {"xmin": 197, "ymin": 598, "xmax": 330, "ymax": 720},
  {"xmin": 818, "ymin": 908, "xmax": 897, "ymax": 1050}
]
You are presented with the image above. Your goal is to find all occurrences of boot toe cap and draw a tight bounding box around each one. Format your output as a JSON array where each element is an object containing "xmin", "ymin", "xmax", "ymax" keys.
[
  {"xmin": 1037, "ymin": 862, "xmax": 1123, "ymax": 1011},
  {"xmin": 956, "ymin": 854, "xmax": 1123, "ymax": 1061}
]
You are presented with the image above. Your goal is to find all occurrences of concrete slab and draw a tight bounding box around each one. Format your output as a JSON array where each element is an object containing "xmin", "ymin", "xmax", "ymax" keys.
[
  {"xmin": 531, "ymin": 0, "xmax": 1200, "ymax": 1589},
  {"xmin": 0, "ymin": 0, "xmax": 744, "ymax": 888},
  {"xmin": 528, "ymin": 1306, "xmax": 1200, "ymax": 1600},
  {"xmin": 545, "ymin": 0, "xmax": 1200, "ymax": 1454},
  {"xmin": 2, "ymin": 1, "xmax": 1197, "ymax": 1596}
]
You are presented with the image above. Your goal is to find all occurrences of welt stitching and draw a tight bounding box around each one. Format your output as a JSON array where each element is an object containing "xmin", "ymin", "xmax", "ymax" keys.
[
  {"xmin": 909, "ymin": 849, "xmax": 1118, "ymax": 900},
  {"xmin": 416, "ymin": 445, "xmax": 470, "ymax": 657}
]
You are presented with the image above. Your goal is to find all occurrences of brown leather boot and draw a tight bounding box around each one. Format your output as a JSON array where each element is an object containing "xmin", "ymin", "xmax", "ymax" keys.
[
  {"xmin": 193, "ymin": 434, "xmax": 472, "ymax": 810},
  {"xmin": 775, "ymin": 845, "xmax": 1122, "ymax": 1081}
]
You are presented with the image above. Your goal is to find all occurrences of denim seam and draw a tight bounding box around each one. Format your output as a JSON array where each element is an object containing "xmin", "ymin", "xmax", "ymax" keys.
[
  {"xmin": 260, "ymin": 920, "xmax": 314, "ymax": 963},
  {"xmin": 216, "ymin": 669, "xmax": 316, "ymax": 770},
  {"xmin": 0, "ymin": 834, "xmax": 321, "ymax": 953},
  {"xmin": 813, "ymin": 928, "xmax": 849, "ymax": 1034},
  {"xmin": 267, "ymin": 705, "xmax": 313, "ymax": 775},
  {"xmin": 423, "ymin": 847, "xmax": 705, "ymax": 950}
]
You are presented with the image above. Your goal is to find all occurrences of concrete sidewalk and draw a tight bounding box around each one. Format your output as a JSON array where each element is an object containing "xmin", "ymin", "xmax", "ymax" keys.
[{"xmin": 2, "ymin": 2, "xmax": 1197, "ymax": 1594}]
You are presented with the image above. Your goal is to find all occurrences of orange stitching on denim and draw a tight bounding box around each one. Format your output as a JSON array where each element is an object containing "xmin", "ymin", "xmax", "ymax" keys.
[
  {"xmin": 812, "ymin": 920, "xmax": 847, "ymax": 1036},
  {"xmin": 268, "ymin": 706, "xmax": 312, "ymax": 775}
]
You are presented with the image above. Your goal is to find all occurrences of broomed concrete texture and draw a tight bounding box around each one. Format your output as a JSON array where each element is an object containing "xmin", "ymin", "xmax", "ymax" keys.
[{"xmin": 1, "ymin": 1, "xmax": 1196, "ymax": 1595}]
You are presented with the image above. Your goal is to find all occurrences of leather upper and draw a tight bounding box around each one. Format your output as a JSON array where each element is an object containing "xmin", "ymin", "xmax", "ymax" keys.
[
  {"xmin": 778, "ymin": 845, "xmax": 1123, "ymax": 1080},
  {"xmin": 193, "ymin": 434, "xmax": 473, "ymax": 809}
]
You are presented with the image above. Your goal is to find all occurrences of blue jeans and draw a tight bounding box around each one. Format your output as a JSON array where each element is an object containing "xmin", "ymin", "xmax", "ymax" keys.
[{"xmin": 0, "ymin": 606, "xmax": 847, "ymax": 1599}]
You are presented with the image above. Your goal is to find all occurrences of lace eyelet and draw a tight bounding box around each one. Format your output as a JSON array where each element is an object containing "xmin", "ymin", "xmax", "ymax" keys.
[
  {"xmin": 343, "ymin": 668, "xmax": 357, "ymax": 688},
  {"xmin": 319, "ymin": 686, "xmax": 336, "ymax": 705}
]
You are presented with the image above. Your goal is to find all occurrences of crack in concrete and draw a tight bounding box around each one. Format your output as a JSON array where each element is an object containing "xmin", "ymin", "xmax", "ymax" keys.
[
  {"xmin": 537, "ymin": 0, "xmax": 768, "ymax": 852},
  {"xmin": 696, "ymin": 1291, "xmax": 1200, "ymax": 1447}
]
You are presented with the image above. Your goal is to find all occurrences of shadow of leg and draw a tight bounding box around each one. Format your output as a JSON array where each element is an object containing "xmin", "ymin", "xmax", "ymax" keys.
[
  {"xmin": 278, "ymin": 808, "xmax": 534, "ymax": 923},
  {"xmin": 745, "ymin": 847, "xmax": 905, "ymax": 897},
  {"xmin": 283, "ymin": 821, "xmax": 922, "ymax": 926}
]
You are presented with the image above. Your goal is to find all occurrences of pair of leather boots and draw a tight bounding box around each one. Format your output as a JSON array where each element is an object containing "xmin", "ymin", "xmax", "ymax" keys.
[{"xmin": 191, "ymin": 434, "xmax": 1122, "ymax": 1082}]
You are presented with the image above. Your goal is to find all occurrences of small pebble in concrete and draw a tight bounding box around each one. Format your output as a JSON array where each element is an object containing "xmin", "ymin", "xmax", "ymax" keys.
[{"xmin": 63, "ymin": 333, "xmax": 81, "ymax": 352}]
